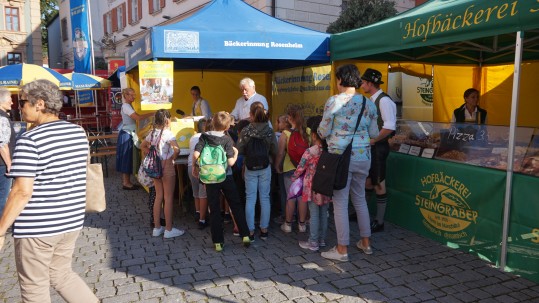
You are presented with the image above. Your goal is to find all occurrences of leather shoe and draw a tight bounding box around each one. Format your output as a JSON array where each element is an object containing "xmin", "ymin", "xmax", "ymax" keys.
[{"xmin": 370, "ymin": 220, "xmax": 384, "ymax": 233}]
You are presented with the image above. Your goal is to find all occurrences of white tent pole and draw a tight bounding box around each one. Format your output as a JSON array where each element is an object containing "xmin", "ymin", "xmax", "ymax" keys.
[{"xmin": 500, "ymin": 31, "xmax": 523, "ymax": 270}]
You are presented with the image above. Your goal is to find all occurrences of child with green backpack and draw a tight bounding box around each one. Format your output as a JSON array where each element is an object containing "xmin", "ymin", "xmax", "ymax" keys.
[{"xmin": 192, "ymin": 111, "xmax": 251, "ymax": 251}]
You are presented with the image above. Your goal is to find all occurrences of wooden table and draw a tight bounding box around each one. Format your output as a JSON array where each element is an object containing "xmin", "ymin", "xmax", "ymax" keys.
[{"xmin": 88, "ymin": 133, "xmax": 117, "ymax": 177}]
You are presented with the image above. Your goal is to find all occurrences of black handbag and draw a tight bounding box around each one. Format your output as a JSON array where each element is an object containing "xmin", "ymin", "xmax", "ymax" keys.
[{"xmin": 312, "ymin": 96, "xmax": 366, "ymax": 196}]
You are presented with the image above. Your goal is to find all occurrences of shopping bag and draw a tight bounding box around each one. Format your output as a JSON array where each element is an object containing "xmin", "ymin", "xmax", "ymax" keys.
[{"xmin": 86, "ymin": 162, "xmax": 106, "ymax": 213}]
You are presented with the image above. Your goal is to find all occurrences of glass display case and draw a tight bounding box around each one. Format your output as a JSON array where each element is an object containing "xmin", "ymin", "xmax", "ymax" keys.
[{"xmin": 389, "ymin": 120, "xmax": 539, "ymax": 177}]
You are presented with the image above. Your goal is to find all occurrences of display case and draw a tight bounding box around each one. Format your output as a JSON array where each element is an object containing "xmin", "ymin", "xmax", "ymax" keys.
[{"xmin": 389, "ymin": 120, "xmax": 539, "ymax": 177}]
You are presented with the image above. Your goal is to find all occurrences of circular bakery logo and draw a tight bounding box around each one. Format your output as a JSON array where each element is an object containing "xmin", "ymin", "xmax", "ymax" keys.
[
  {"xmin": 417, "ymin": 78, "xmax": 433, "ymax": 105},
  {"xmin": 416, "ymin": 172, "xmax": 478, "ymax": 240}
]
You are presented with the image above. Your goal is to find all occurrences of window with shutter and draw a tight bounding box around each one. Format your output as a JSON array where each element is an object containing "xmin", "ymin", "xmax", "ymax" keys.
[
  {"xmin": 112, "ymin": 8, "xmax": 118, "ymax": 32},
  {"xmin": 122, "ymin": 3, "xmax": 127, "ymax": 28},
  {"xmin": 138, "ymin": 0, "xmax": 143, "ymax": 21},
  {"xmin": 128, "ymin": 0, "xmax": 132, "ymax": 24},
  {"xmin": 115, "ymin": 4, "xmax": 125, "ymax": 30}
]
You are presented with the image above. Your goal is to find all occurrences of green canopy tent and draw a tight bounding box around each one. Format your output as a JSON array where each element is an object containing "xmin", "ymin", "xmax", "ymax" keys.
[
  {"xmin": 331, "ymin": 0, "xmax": 539, "ymax": 64},
  {"xmin": 330, "ymin": 0, "xmax": 539, "ymax": 277}
]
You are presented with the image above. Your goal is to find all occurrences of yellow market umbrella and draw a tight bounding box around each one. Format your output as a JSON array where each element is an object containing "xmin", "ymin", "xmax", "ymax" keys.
[
  {"xmin": 62, "ymin": 72, "xmax": 112, "ymax": 131},
  {"xmin": 63, "ymin": 72, "xmax": 111, "ymax": 90},
  {"xmin": 0, "ymin": 63, "xmax": 72, "ymax": 89}
]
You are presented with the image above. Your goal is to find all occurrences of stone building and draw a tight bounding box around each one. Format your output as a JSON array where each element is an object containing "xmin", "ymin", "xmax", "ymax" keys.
[{"xmin": 0, "ymin": 0, "xmax": 42, "ymax": 66}]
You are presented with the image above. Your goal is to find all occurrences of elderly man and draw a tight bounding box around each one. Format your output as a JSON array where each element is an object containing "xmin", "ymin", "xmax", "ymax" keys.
[
  {"xmin": 0, "ymin": 80, "xmax": 98, "ymax": 303},
  {"xmin": 0, "ymin": 88, "xmax": 14, "ymax": 217},
  {"xmin": 230, "ymin": 77, "xmax": 268, "ymax": 122}
]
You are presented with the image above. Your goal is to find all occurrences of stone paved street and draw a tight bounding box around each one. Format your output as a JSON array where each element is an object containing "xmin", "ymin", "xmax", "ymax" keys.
[{"xmin": 1, "ymin": 165, "xmax": 538, "ymax": 303}]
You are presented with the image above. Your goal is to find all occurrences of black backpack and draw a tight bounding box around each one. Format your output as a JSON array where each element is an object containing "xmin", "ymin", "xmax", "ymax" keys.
[{"xmin": 245, "ymin": 137, "xmax": 269, "ymax": 171}]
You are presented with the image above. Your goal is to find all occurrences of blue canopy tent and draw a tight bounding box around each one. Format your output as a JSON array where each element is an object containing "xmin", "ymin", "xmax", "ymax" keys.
[{"xmin": 125, "ymin": 0, "xmax": 330, "ymax": 71}]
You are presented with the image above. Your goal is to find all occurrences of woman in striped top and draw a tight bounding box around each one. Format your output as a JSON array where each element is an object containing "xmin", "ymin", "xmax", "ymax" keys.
[{"xmin": 0, "ymin": 80, "xmax": 98, "ymax": 303}]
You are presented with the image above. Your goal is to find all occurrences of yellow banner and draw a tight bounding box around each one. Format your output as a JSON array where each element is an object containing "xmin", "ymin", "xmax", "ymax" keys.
[
  {"xmin": 272, "ymin": 64, "xmax": 332, "ymax": 119},
  {"xmin": 139, "ymin": 61, "xmax": 174, "ymax": 110}
]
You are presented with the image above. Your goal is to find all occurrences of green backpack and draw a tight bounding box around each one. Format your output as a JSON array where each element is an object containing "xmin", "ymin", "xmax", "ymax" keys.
[{"xmin": 198, "ymin": 139, "xmax": 228, "ymax": 184}]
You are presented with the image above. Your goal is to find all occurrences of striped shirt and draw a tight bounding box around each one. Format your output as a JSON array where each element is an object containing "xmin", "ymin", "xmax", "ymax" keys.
[{"xmin": 8, "ymin": 120, "xmax": 89, "ymax": 238}]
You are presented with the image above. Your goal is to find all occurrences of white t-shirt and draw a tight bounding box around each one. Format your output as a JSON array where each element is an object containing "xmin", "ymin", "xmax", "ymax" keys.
[
  {"xmin": 145, "ymin": 128, "xmax": 176, "ymax": 160},
  {"xmin": 230, "ymin": 93, "xmax": 268, "ymax": 121},
  {"xmin": 187, "ymin": 133, "xmax": 202, "ymax": 167},
  {"xmin": 121, "ymin": 103, "xmax": 136, "ymax": 131}
]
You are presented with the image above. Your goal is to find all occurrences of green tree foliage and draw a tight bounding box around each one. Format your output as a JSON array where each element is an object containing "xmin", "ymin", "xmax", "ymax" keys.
[
  {"xmin": 327, "ymin": 0, "xmax": 397, "ymax": 34},
  {"xmin": 41, "ymin": 0, "xmax": 59, "ymax": 57}
]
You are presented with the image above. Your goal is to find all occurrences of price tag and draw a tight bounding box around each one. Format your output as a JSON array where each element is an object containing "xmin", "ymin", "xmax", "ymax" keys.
[
  {"xmin": 492, "ymin": 147, "xmax": 508, "ymax": 154},
  {"xmin": 421, "ymin": 148, "xmax": 435, "ymax": 158},
  {"xmin": 408, "ymin": 146, "xmax": 422, "ymax": 156},
  {"xmin": 398, "ymin": 144, "xmax": 411, "ymax": 153}
]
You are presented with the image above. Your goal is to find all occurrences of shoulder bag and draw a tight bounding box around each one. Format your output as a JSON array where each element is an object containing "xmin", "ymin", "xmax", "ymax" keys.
[
  {"xmin": 86, "ymin": 153, "xmax": 106, "ymax": 213},
  {"xmin": 312, "ymin": 96, "xmax": 366, "ymax": 197}
]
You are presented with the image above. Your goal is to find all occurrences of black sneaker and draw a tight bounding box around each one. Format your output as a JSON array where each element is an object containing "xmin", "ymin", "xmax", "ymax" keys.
[
  {"xmin": 259, "ymin": 231, "xmax": 268, "ymax": 240},
  {"xmin": 249, "ymin": 234, "xmax": 255, "ymax": 242},
  {"xmin": 198, "ymin": 221, "xmax": 209, "ymax": 230},
  {"xmin": 371, "ymin": 220, "xmax": 385, "ymax": 233}
]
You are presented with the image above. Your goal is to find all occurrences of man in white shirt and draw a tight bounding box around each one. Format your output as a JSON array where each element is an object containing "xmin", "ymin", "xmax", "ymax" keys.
[
  {"xmin": 230, "ymin": 78, "xmax": 268, "ymax": 122},
  {"xmin": 360, "ymin": 68, "xmax": 397, "ymax": 233}
]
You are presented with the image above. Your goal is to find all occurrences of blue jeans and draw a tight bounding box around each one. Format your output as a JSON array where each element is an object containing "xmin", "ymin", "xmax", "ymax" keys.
[
  {"xmin": 0, "ymin": 165, "xmax": 12, "ymax": 217},
  {"xmin": 244, "ymin": 166, "xmax": 272, "ymax": 232},
  {"xmin": 308, "ymin": 201, "xmax": 328, "ymax": 243}
]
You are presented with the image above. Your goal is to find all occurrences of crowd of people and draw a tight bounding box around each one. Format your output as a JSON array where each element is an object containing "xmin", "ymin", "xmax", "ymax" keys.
[
  {"xmin": 125, "ymin": 70, "xmax": 401, "ymax": 261},
  {"xmin": 0, "ymin": 63, "xmax": 490, "ymax": 301}
]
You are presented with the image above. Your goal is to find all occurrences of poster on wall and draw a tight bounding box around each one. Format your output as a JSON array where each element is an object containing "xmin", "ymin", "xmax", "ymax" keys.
[
  {"xmin": 139, "ymin": 61, "xmax": 174, "ymax": 110},
  {"xmin": 388, "ymin": 72, "xmax": 433, "ymax": 121},
  {"xmin": 272, "ymin": 65, "xmax": 332, "ymax": 118}
]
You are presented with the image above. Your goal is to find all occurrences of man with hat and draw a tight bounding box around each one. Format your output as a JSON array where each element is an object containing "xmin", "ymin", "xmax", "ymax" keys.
[{"xmin": 360, "ymin": 68, "xmax": 397, "ymax": 233}]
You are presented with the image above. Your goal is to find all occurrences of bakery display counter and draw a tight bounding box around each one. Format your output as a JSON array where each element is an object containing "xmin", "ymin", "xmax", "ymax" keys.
[{"xmin": 389, "ymin": 120, "xmax": 539, "ymax": 177}]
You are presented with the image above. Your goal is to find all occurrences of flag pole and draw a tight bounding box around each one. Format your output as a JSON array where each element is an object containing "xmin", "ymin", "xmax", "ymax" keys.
[{"xmin": 86, "ymin": 0, "xmax": 100, "ymax": 132}]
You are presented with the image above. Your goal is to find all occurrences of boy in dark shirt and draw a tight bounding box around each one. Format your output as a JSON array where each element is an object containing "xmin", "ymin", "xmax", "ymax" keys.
[{"xmin": 193, "ymin": 111, "xmax": 251, "ymax": 251}]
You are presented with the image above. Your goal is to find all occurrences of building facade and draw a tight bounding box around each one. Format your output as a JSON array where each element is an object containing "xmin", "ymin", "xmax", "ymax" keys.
[
  {"xmin": 0, "ymin": 0, "xmax": 42, "ymax": 66},
  {"xmin": 52, "ymin": 0, "xmax": 417, "ymax": 71}
]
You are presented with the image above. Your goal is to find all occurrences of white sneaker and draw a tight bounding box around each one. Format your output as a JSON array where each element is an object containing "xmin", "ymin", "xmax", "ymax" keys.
[
  {"xmin": 298, "ymin": 223, "xmax": 307, "ymax": 233},
  {"xmin": 152, "ymin": 226, "xmax": 165, "ymax": 237},
  {"xmin": 321, "ymin": 246, "xmax": 348, "ymax": 262},
  {"xmin": 356, "ymin": 241, "xmax": 373, "ymax": 255},
  {"xmin": 164, "ymin": 228, "xmax": 185, "ymax": 239},
  {"xmin": 299, "ymin": 240, "xmax": 319, "ymax": 251},
  {"xmin": 280, "ymin": 222, "xmax": 292, "ymax": 233}
]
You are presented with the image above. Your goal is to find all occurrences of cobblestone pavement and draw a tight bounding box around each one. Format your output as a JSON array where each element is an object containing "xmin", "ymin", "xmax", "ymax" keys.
[{"xmin": 1, "ymin": 165, "xmax": 538, "ymax": 303}]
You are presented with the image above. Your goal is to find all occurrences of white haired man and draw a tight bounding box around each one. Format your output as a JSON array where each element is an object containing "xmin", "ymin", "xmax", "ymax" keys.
[{"xmin": 230, "ymin": 77, "xmax": 268, "ymax": 122}]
